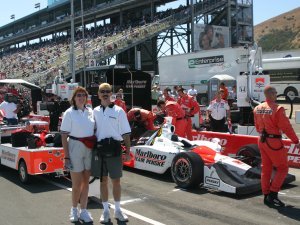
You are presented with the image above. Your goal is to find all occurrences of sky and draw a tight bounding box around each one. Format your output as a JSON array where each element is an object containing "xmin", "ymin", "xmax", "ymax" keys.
[{"xmin": 0, "ymin": 0, "xmax": 299, "ymax": 27}]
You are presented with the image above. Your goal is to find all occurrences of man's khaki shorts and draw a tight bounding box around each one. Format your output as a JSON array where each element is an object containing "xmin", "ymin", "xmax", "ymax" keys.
[{"xmin": 69, "ymin": 138, "xmax": 92, "ymax": 172}]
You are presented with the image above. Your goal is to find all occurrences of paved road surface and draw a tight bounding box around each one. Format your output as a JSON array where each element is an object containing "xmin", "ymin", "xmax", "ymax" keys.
[{"xmin": 1, "ymin": 164, "xmax": 300, "ymax": 225}]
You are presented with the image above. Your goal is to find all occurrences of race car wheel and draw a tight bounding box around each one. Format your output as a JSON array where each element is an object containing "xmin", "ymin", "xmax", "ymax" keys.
[
  {"xmin": 237, "ymin": 144, "xmax": 261, "ymax": 168},
  {"xmin": 18, "ymin": 161, "xmax": 30, "ymax": 184},
  {"xmin": 171, "ymin": 152, "xmax": 204, "ymax": 189}
]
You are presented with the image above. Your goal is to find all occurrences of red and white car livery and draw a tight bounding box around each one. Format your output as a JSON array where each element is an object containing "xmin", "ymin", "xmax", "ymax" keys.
[
  {"xmin": 124, "ymin": 123, "xmax": 295, "ymax": 195},
  {"xmin": 0, "ymin": 143, "xmax": 65, "ymax": 183}
]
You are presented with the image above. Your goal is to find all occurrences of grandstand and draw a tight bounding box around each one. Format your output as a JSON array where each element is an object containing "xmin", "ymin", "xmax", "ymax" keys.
[{"xmin": 0, "ymin": 0, "xmax": 253, "ymax": 87}]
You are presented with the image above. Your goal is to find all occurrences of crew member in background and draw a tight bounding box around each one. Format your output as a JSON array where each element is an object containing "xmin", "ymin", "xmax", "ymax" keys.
[
  {"xmin": 228, "ymin": 85, "xmax": 237, "ymax": 108},
  {"xmin": 127, "ymin": 108, "xmax": 158, "ymax": 130},
  {"xmin": 114, "ymin": 93, "xmax": 127, "ymax": 112},
  {"xmin": 219, "ymin": 82, "xmax": 228, "ymax": 100},
  {"xmin": 163, "ymin": 87, "xmax": 175, "ymax": 102},
  {"xmin": 254, "ymin": 86, "xmax": 300, "ymax": 207},
  {"xmin": 187, "ymin": 84, "xmax": 197, "ymax": 98},
  {"xmin": 177, "ymin": 88, "xmax": 200, "ymax": 140},
  {"xmin": 0, "ymin": 93, "xmax": 20, "ymax": 125},
  {"xmin": 206, "ymin": 90, "xmax": 231, "ymax": 132},
  {"xmin": 157, "ymin": 100, "xmax": 188, "ymax": 138},
  {"xmin": 171, "ymin": 85, "xmax": 179, "ymax": 100}
]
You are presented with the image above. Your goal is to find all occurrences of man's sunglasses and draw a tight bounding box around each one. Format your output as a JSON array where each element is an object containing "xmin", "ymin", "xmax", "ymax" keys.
[{"xmin": 99, "ymin": 90, "xmax": 111, "ymax": 94}]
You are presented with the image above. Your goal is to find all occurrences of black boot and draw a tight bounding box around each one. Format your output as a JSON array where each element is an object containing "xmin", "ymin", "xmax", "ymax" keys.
[
  {"xmin": 265, "ymin": 191, "xmax": 285, "ymax": 207},
  {"xmin": 263, "ymin": 194, "xmax": 269, "ymax": 205}
]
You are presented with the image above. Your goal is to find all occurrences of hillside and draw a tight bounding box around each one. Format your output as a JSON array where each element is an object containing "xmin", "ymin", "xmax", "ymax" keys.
[{"xmin": 254, "ymin": 7, "xmax": 300, "ymax": 51}]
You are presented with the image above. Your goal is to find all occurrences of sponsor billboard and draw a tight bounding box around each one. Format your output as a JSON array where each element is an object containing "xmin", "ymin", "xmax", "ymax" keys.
[{"xmin": 194, "ymin": 24, "xmax": 230, "ymax": 51}]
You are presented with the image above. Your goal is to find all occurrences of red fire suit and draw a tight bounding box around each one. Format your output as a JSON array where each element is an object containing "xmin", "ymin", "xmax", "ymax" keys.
[
  {"xmin": 177, "ymin": 94, "xmax": 200, "ymax": 140},
  {"xmin": 164, "ymin": 95, "xmax": 175, "ymax": 102},
  {"xmin": 115, "ymin": 99, "xmax": 127, "ymax": 112},
  {"xmin": 254, "ymin": 100, "xmax": 299, "ymax": 194},
  {"xmin": 127, "ymin": 108, "xmax": 157, "ymax": 130},
  {"xmin": 164, "ymin": 101, "xmax": 188, "ymax": 138}
]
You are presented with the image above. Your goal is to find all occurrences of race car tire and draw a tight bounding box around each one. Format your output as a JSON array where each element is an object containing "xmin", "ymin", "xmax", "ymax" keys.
[
  {"xmin": 237, "ymin": 144, "xmax": 261, "ymax": 168},
  {"xmin": 18, "ymin": 161, "xmax": 30, "ymax": 184},
  {"xmin": 171, "ymin": 152, "xmax": 204, "ymax": 189}
]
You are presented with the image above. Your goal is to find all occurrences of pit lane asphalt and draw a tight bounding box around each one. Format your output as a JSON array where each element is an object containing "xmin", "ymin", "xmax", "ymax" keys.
[{"xmin": 1, "ymin": 165, "xmax": 300, "ymax": 225}]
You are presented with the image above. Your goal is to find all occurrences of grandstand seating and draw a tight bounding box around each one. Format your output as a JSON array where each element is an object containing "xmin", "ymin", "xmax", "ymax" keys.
[{"xmin": 0, "ymin": 0, "xmax": 227, "ymax": 86}]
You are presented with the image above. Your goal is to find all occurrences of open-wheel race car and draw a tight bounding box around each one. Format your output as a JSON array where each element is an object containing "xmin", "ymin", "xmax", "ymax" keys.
[{"xmin": 123, "ymin": 122, "xmax": 296, "ymax": 195}]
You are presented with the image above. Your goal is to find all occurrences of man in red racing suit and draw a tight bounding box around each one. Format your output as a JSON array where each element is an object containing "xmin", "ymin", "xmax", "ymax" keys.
[
  {"xmin": 127, "ymin": 108, "xmax": 157, "ymax": 130},
  {"xmin": 157, "ymin": 100, "xmax": 188, "ymax": 138},
  {"xmin": 254, "ymin": 86, "xmax": 300, "ymax": 207},
  {"xmin": 177, "ymin": 88, "xmax": 200, "ymax": 140}
]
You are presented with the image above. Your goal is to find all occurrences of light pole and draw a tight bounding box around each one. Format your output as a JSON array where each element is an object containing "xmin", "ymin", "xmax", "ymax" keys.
[
  {"xmin": 70, "ymin": 0, "xmax": 75, "ymax": 82},
  {"xmin": 81, "ymin": 0, "xmax": 86, "ymax": 86}
]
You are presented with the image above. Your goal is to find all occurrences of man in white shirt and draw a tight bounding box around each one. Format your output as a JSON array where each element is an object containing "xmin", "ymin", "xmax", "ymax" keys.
[
  {"xmin": 0, "ymin": 93, "xmax": 19, "ymax": 125},
  {"xmin": 93, "ymin": 83, "xmax": 131, "ymax": 224},
  {"xmin": 206, "ymin": 90, "xmax": 231, "ymax": 132},
  {"xmin": 187, "ymin": 84, "xmax": 198, "ymax": 98}
]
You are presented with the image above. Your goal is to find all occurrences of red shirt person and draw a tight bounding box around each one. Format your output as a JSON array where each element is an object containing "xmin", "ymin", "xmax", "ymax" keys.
[
  {"xmin": 177, "ymin": 88, "xmax": 199, "ymax": 140},
  {"xmin": 163, "ymin": 87, "xmax": 175, "ymax": 102},
  {"xmin": 219, "ymin": 83, "xmax": 228, "ymax": 100},
  {"xmin": 254, "ymin": 86, "xmax": 300, "ymax": 207},
  {"xmin": 157, "ymin": 100, "xmax": 188, "ymax": 138},
  {"xmin": 127, "ymin": 108, "xmax": 157, "ymax": 130},
  {"xmin": 114, "ymin": 93, "xmax": 127, "ymax": 112}
]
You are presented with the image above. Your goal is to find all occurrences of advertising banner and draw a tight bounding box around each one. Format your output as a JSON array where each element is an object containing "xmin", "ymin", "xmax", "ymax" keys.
[{"xmin": 194, "ymin": 24, "xmax": 230, "ymax": 51}]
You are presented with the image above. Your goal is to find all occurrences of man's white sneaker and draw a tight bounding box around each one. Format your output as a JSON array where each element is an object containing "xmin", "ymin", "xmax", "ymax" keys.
[
  {"xmin": 99, "ymin": 210, "xmax": 110, "ymax": 224},
  {"xmin": 79, "ymin": 209, "xmax": 93, "ymax": 223},
  {"xmin": 69, "ymin": 207, "xmax": 79, "ymax": 222},
  {"xmin": 114, "ymin": 210, "xmax": 129, "ymax": 222}
]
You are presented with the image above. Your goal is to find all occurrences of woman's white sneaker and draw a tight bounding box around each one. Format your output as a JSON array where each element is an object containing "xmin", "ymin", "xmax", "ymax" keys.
[{"xmin": 69, "ymin": 207, "xmax": 79, "ymax": 222}]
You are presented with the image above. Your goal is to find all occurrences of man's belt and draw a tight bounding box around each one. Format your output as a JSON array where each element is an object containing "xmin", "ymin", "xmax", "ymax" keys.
[
  {"xmin": 176, "ymin": 117, "xmax": 184, "ymax": 120},
  {"xmin": 261, "ymin": 134, "xmax": 282, "ymax": 139}
]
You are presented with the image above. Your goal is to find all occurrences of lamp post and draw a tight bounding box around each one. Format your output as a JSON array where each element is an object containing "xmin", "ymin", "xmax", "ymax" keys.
[
  {"xmin": 70, "ymin": 0, "xmax": 75, "ymax": 82},
  {"xmin": 81, "ymin": 0, "xmax": 86, "ymax": 86}
]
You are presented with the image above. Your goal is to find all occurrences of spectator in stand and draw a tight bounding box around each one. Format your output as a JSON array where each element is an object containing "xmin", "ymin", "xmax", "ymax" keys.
[
  {"xmin": 163, "ymin": 87, "xmax": 175, "ymax": 102},
  {"xmin": 177, "ymin": 88, "xmax": 200, "ymax": 140},
  {"xmin": 157, "ymin": 99, "xmax": 188, "ymax": 138},
  {"xmin": 114, "ymin": 93, "xmax": 127, "ymax": 112},
  {"xmin": 219, "ymin": 82, "xmax": 229, "ymax": 100},
  {"xmin": 187, "ymin": 84, "xmax": 197, "ymax": 98},
  {"xmin": 127, "ymin": 108, "xmax": 158, "ymax": 131},
  {"xmin": 206, "ymin": 90, "xmax": 231, "ymax": 132}
]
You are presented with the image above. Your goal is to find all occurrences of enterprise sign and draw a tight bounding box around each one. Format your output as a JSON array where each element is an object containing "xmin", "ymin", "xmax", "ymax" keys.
[{"xmin": 188, "ymin": 55, "xmax": 224, "ymax": 68}]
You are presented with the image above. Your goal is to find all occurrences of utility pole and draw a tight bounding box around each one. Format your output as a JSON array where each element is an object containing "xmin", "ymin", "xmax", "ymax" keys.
[{"xmin": 70, "ymin": 0, "xmax": 76, "ymax": 82}]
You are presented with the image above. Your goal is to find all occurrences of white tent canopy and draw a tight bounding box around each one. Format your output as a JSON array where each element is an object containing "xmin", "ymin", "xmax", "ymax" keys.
[{"xmin": 0, "ymin": 79, "xmax": 41, "ymax": 90}]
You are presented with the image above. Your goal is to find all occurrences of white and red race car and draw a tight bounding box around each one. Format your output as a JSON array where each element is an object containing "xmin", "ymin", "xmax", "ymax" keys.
[{"xmin": 123, "ymin": 123, "xmax": 295, "ymax": 195}]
